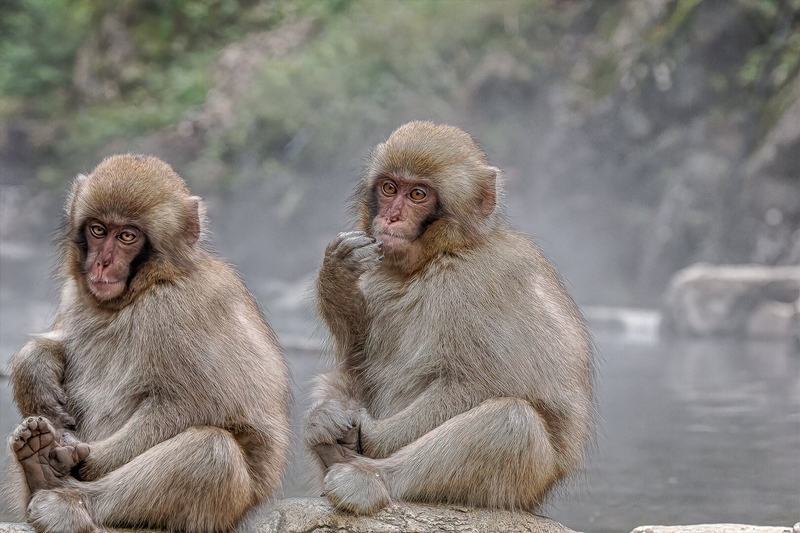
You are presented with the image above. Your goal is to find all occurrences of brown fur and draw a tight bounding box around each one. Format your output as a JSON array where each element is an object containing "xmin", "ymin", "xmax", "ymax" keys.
[
  {"xmin": 7, "ymin": 155, "xmax": 291, "ymax": 533},
  {"xmin": 305, "ymin": 121, "xmax": 595, "ymax": 515}
]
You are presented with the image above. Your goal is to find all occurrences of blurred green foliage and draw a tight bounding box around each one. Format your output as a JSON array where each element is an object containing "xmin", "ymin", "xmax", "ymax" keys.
[
  {"xmin": 1, "ymin": 0, "xmax": 798, "ymax": 189},
  {"xmin": 219, "ymin": 0, "xmax": 556, "ymax": 172},
  {"xmin": 0, "ymin": 0, "xmax": 92, "ymax": 99},
  {"xmin": 0, "ymin": 0, "xmax": 567, "ymax": 187}
]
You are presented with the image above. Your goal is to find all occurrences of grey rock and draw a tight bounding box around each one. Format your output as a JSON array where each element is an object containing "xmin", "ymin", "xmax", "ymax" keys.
[
  {"xmin": 661, "ymin": 263, "xmax": 800, "ymax": 338},
  {"xmin": 240, "ymin": 497, "xmax": 575, "ymax": 533}
]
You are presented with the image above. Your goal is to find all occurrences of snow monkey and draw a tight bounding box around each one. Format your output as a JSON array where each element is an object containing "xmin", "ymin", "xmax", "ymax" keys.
[
  {"xmin": 7, "ymin": 154, "xmax": 291, "ymax": 533},
  {"xmin": 304, "ymin": 121, "xmax": 595, "ymax": 515}
]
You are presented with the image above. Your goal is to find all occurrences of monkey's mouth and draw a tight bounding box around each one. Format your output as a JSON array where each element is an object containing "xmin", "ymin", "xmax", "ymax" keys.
[
  {"xmin": 375, "ymin": 229, "xmax": 413, "ymax": 243},
  {"xmin": 86, "ymin": 278, "xmax": 125, "ymax": 300}
]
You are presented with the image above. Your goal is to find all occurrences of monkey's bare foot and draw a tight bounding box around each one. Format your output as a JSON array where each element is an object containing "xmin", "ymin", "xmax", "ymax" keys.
[
  {"xmin": 9, "ymin": 417, "xmax": 89, "ymax": 493},
  {"xmin": 323, "ymin": 461, "xmax": 390, "ymax": 515},
  {"xmin": 29, "ymin": 488, "xmax": 98, "ymax": 533},
  {"xmin": 313, "ymin": 428, "xmax": 360, "ymax": 468}
]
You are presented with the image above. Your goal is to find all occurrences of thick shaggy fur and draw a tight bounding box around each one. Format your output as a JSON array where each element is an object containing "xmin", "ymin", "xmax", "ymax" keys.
[
  {"xmin": 8, "ymin": 155, "xmax": 291, "ymax": 533},
  {"xmin": 306, "ymin": 121, "xmax": 595, "ymax": 515}
]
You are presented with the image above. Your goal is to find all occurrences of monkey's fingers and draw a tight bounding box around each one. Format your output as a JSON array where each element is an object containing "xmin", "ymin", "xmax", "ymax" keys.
[
  {"xmin": 305, "ymin": 404, "xmax": 360, "ymax": 446},
  {"xmin": 74, "ymin": 443, "xmax": 90, "ymax": 462},
  {"xmin": 352, "ymin": 241, "xmax": 383, "ymax": 263},
  {"xmin": 329, "ymin": 232, "xmax": 377, "ymax": 259},
  {"xmin": 326, "ymin": 231, "xmax": 365, "ymax": 255}
]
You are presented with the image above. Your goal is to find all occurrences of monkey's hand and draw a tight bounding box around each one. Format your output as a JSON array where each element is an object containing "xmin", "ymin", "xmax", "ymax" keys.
[
  {"xmin": 10, "ymin": 338, "xmax": 76, "ymax": 430},
  {"xmin": 31, "ymin": 386, "xmax": 76, "ymax": 431},
  {"xmin": 321, "ymin": 231, "xmax": 384, "ymax": 279},
  {"xmin": 305, "ymin": 400, "xmax": 361, "ymax": 469}
]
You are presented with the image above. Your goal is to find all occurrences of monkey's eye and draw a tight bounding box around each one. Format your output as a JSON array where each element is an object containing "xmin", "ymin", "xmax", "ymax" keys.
[
  {"xmin": 381, "ymin": 182, "xmax": 397, "ymax": 195},
  {"xmin": 89, "ymin": 224, "xmax": 107, "ymax": 238},
  {"xmin": 118, "ymin": 230, "xmax": 138, "ymax": 244},
  {"xmin": 409, "ymin": 188, "xmax": 427, "ymax": 201}
]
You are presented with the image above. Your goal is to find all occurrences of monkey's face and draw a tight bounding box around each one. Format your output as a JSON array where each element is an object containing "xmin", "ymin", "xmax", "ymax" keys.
[
  {"xmin": 371, "ymin": 176, "xmax": 438, "ymax": 260},
  {"xmin": 83, "ymin": 218, "xmax": 146, "ymax": 301}
]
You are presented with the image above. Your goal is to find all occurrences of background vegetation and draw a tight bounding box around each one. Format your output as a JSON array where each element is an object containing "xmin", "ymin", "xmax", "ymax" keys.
[{"xmin": 1, "ymin": 0, "xmax": 799, "ymax": 304}]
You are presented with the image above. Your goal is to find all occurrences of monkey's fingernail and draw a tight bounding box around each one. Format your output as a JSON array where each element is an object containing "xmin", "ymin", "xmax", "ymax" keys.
[
  {"xmin": 376, "ymin": 241, "xmax": 383, "ymax": 248},
  {"xmin": 346, "ymin": 424, "xmax": 353, "ymax": 430},
  {"xmin": 378, "ymin": 255, "xmax": 384, "ymax": 261},
  {"xmin": 371, "ymin": 237, "xmax": 377, "ymax": 243}
]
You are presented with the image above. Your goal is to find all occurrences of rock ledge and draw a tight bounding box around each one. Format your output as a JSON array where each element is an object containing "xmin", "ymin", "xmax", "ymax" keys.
[
  {"xmin": 241, "ymin": 497, "xmax": 574, "ymax": 533},
  {"xmin": 0, "ymin": 498, "xmax": 575, "ymax": 533}
]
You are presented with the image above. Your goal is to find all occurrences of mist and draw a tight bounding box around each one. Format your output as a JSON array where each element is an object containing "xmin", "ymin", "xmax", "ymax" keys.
[{"xmin": 0, "ymin": 1, "xmax": 798, "ymax": 530}]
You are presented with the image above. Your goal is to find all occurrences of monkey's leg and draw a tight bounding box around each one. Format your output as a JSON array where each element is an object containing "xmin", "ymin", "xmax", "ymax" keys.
[
  {"xmin": 324, "ymin": 397, "xmax": 561, "ymax": 515},
  {"xmin": 28, "ymin": 427, "xmax": 254, "ymax": 533}
]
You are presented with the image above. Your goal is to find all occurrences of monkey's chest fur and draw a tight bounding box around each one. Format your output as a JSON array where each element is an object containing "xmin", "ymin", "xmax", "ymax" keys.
[
  {"xmin": 60, "ymin": 309, "xmax": 150, "ymax": 441},
  {"xmin": 357, "ymin": 247, "xmax": 587, "ymax": 422},
  {"xmin": 358, "ymin": 265, "xmax": 518, "ymax": 419}
]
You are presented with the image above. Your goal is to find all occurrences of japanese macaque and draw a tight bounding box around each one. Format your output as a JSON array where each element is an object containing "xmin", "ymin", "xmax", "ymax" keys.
[
  {"xmin": 304, "ymin": 121, "xmax": 595, "ymax": 515},
  {"xmin": 7, "ymin": 155, "xmax": 291, "ymax": 533}
]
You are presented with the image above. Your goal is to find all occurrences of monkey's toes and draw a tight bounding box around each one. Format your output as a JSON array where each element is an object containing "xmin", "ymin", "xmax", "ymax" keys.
[
  {"xmin": 10, "ymin": 417, "xmax": 70, "ymax": 493},
  {"xmin": 10, "ymin": 417, "xmax": 56, "ymax": 460},
  {"xmin": 49, "ymin": 442, "xmax": 90, "ymax": 475},
  {"xmin": 323, "ymin": 461, "xmax": 390, "ymax": 516}
]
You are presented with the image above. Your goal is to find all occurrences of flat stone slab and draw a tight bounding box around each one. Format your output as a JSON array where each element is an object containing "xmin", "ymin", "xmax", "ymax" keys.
[
  {"xmin": 0, "ymin": 498, "xmax": 574, "ymax": 533},
  {"xmin": 241, "ymin": 497, "xmax": 576, "ymax": 533},
  {"xmin": 632, "ymin": 525, "xmax": 796, "ymax": 533}
]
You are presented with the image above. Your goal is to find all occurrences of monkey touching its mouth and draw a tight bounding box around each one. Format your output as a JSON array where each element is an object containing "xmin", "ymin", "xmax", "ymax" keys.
[{"xmin": 305, "ymin": 121, "xmax": 595, "ymax": 516}]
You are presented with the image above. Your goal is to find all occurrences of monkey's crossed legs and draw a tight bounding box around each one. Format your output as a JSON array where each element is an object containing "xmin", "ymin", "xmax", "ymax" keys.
[
  {"xmin": 322, "ymin": 397, "xmax": 561, "ymax": 515},
  {"xmin": 11, "ymin": 417, "xmax": 252, "ymax": 533}
]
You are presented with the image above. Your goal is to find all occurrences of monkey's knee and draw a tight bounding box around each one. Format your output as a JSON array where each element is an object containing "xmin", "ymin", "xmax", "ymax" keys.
[
  {"xmin": 87, "ymin": 428, "xmax": 254, "ymax": 532},
  {"xmin": 479, "ymin": 398, "xmax": 563, "ymax": 505},
  {"xmin": 392, "ymin": 398, "xmax": 562, "ymax": 511},
  {"xmin": 28, "ymin": 489, "xmax": 97, "ymax": 533},
  {"xmin": 170, "ymin": 427, "xmax": 254, "ymax": 505},
  {"xmin": 323, "ymin": 460, "xmax": 390, "ymax": 515},
  {"xmin": 479, "ymin": 398, "xmax": 560, "ymax": 469}
]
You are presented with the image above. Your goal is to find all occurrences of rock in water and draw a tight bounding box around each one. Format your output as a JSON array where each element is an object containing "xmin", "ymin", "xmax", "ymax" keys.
[{"xmin": 661, "ymin": 263, "xmax": 800, "ymax": 338}]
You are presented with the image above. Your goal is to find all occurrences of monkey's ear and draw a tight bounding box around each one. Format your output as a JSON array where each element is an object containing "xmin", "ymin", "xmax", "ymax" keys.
[
  {"xmin": 479, "ymin": 167, "xmax": 498, "ymax": 216},
  {"xmin": 66, "ymin": 173, "xmax": 89, "ymax": 217},
  {"xmin": 184, "ymin": 196, "xmax": 202, "ymax": 245}
]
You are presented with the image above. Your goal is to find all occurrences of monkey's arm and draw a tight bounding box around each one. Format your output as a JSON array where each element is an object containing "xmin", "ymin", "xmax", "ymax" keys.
[
  {"xmin": 9, "ymin": 334, "xmax": 75, "ymax": 430},
  {"xmin": 317, "ymin": 232, "xmax": 383, "ymax": 361},
  {"xmin": 358, "ymin": 380, "xmax": 477, "ymax": 459},
  {"xmin": 305, "ymin": 370, "xmax": 364, "ymax": 468}
]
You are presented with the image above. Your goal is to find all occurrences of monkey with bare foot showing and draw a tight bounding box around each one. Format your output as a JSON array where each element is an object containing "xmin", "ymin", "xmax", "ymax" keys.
[
  {"xmin": 304, "ymin": 121, "xmax": 595, "ymax": 515},
  {"xmin": 7, "ymin": 155, "xmax": 291, "ymax": 533}
]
